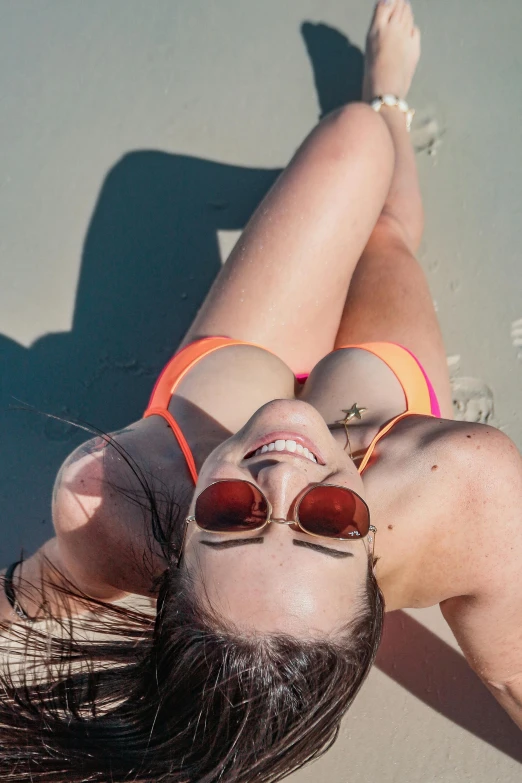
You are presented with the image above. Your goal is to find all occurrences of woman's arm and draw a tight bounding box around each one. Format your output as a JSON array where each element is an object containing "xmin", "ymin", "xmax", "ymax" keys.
[
  {"xmin": 0, "ymin": 433, "xmax": 138, "ymax": 625},
  {"xmin": 0, "ymin": 535, "xmax": 128, "ymax": 624},
  {"xmin": 440, "ymin": 431, "xmax": 522, "ymax": 729},
  {"xmin": 441, "ymin": 591, "xmax": 522, "ymax": 730}
]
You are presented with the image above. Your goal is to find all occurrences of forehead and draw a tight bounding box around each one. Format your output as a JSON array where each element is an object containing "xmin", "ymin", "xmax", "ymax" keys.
[{"xmin": 187, "ymin": 534, "xmax": 367, "ymax": 636}]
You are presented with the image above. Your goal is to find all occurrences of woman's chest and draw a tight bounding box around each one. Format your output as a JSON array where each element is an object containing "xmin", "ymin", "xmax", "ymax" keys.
[
  {"xmin": 171, "ymin": 344, "xmax": 298, "ymax": 434},
  {"xmin": 169, "ymin": 343, "xmax": 409, "ymax": 443}
]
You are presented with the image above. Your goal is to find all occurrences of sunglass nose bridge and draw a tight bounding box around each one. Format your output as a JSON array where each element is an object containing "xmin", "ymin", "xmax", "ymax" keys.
[{"xmin": 269, "ymin": 517, "xmax": 296, "ymax": 526}]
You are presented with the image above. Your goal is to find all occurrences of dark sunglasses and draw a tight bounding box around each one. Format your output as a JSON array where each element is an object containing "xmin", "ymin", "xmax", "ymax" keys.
[{"xmin": 176, "ymin": 479, "xmax": 375, "ymax": 568}]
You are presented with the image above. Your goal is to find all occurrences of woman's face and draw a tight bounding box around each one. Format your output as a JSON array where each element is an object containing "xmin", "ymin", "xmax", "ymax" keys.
[{"xmin": 183, "ymin": 399, "xmax": 371, "ymax": 637}]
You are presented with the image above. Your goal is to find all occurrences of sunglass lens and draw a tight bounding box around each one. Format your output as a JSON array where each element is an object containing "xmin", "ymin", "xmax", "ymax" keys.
[
  {"xmin": 195, "ymin": 480, "xmax": 268, "ymax": 532},
  {"xmin": 297, "ymin": 486, "xmax": 370, "ymax": 539}
]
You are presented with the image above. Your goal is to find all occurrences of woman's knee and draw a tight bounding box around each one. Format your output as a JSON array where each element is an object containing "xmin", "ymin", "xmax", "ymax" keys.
[{"xmin": 317, "ymin": 102, "xmax": 394, "ymax": 167}]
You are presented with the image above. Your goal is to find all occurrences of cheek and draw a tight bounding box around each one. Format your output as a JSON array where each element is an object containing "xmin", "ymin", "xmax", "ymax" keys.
[
  {"xmin": 198, "ymin": 431, "xmax": 246, "ymax": 476},
  {"xmin": 197, "ymin": 453, "xmax": 245, "ymax": 486},
  {"xmin": 329, "ymin": 461, "xmax": 366, "ymax": 496},
  {"xmin": 188, "ymin": 453, "xmax": 245, "ymax": 518}
]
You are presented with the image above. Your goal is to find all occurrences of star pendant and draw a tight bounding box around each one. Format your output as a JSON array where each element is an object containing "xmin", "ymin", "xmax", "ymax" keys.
[{"xmin": 338, "ymin": 403, "xmax": 367, "ymax": 426}]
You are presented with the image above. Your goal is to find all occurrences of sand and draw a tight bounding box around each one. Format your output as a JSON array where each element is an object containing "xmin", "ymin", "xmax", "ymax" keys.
[{"xmin": 0, "ymin": 0, "xmax": 521, "ymax": 780}]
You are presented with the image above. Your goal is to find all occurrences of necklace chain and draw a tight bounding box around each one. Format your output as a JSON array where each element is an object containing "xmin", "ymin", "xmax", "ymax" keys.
[{"xmin": 335, "ymin": 403, "xmax": 368, "ymax": 459}]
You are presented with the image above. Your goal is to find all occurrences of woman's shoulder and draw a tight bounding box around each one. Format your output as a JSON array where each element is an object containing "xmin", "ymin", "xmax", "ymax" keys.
[
  {"xmin": 386, "ymin": 413, "xmax": 514, "ymax": 456},
  {"xmin": 389, "ymin": 415, "xmax": 520, "ymax": 498},
  {"xmin": 450, "ymin": 422, "xmax": 522, "ymax": 532},
  {"xmin": 421, "ymin": 417, "xmax": 520, "ymax": 475},
  {"xmin": 52, "ymin": 418, "xmax": 179, "ymax": 599},
  {"xmin": 376, "ymin": 417, "xmax": 521, "ymax": 609},
  {"xmin": 412, "ymin": 417, "xmax": 522, "ymax": 574},
  {"xmin": 432, "ymin": 419, "xmax": 521, "ymax": 515}
]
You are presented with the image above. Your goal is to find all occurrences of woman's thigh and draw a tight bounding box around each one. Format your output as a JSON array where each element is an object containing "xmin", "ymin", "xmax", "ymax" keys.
[{"xmin": 179, "ymin": 104, "xmax": 394, "ymax": 374}]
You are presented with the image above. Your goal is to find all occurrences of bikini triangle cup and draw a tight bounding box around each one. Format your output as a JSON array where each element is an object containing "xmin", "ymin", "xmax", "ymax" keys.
[{"xmin": 142, "ymin": 337, "xmax": 439, "ymax": 485}]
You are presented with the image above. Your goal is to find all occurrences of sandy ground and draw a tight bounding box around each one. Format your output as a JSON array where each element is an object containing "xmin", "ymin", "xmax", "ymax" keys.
[{"xmin": 0, "ymin": 0, "xmax": 521, "ymax": 780}]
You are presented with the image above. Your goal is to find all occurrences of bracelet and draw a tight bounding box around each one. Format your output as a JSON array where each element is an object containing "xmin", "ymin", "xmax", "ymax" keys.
[
  {"xmin": 3, "ymin": 560, "xmax": 36, "ymax": 624},
  {"xmin": 370, "ymin": 94, "xmax": 415, "ymax": 133}
]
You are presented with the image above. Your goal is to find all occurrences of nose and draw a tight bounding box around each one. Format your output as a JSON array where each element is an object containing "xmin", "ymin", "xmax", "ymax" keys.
[{"xmin": 254, "ymin": 459, "xmax": 319, "ymax": 521}]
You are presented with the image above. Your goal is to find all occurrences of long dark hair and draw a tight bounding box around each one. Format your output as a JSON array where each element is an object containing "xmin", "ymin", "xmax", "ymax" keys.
[{"xmin": 0, "ymin": 427, "xmax": 385, "ymax": 782}]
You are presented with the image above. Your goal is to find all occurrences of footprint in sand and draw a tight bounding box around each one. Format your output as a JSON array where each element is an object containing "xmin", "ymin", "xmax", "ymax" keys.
[
  {"xmin": 451, "ymin": 376, "xmax": 496, "ymax": 424},
  {"xmin": 446, "ymin": 355, "xmax": 497, "ymax": 424},
  {"xmin": 511, "ymin": 318, "xmax": 522, "ymax": 361},
  {"xmin": 411, "ymin": 112, "xmax": 446, "ymax": 157}
]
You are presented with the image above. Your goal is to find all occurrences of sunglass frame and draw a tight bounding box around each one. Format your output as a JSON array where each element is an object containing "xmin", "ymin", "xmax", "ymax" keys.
[{"xmin": 176, "ymin": 479, "xmax": 375, "ymax": 569}]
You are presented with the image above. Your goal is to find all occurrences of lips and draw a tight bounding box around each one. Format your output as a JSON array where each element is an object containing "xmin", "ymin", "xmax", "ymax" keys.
[{"xmin": 243, "ymin": 431, "xmax": 325, "ymax": 465}]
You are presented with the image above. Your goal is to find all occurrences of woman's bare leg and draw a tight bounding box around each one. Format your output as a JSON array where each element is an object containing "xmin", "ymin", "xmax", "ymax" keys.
[
  {"xmin": 179, "ymin": 101, "xmax": 395, "ymax": 373},
  {"xmin": 334, "ymin": 0, "xmax": 453, "ymax": 417}
]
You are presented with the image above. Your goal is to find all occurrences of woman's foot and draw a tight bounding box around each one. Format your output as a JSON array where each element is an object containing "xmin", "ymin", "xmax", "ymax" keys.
[{"xmin": 362, "ymin": 0, "xmax": 421, "ymax": 103}]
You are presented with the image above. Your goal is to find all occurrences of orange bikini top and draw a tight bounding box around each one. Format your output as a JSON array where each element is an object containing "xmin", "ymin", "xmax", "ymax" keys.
[{"xmin": 143, "ymin": 337, "xmax": 436, "ymax": 485}]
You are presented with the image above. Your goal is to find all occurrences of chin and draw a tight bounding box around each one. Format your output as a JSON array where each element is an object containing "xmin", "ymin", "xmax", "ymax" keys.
[{"xmin": 255, "ymin": 398, "xmax": 320, "ymax": 417}]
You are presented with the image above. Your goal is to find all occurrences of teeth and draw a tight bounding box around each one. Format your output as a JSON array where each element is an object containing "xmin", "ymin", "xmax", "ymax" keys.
[{"xmin": 251, "ymin": 440, "xmax": 317, "ymax": 462}]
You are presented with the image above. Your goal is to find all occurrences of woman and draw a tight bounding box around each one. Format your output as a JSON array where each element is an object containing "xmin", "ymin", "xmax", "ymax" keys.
[{"xmin": 1, "ymin": 1, "xmax": 521, "ymax": 781}]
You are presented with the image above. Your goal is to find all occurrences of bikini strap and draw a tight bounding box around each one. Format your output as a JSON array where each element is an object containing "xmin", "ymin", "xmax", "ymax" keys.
[
  {"xmin": 143, "ymin": 338, "xmax": 243, "ymax": 486},
  {"xmin": 143, "ymin": 407, "xmax": 199, "ymax": 485},
  {"xmin": 358, "ymin": 411, "xmax": 418, "ymax": 475},
  {"xmin": 146, "ymin": 337, "xmax": 239, "ymax": 410}
]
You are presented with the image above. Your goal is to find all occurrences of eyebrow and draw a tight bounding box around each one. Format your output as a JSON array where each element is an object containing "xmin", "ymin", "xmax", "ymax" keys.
[{"xmin": 199, "ymin": 537, "xmax": 353, "ymax": 559}]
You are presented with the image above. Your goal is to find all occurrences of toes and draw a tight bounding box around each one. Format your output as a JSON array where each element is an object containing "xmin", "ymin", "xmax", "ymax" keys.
[
  {"xmin": 370, "ymin": 0, "xmax": 417, "ymax": 34},
  {"xmin": 403, "ymin": 1, "xmax": 414, "ymax": 27},
  {"xmin": 371, "ymin": 0, "xmax": 394, "ymax": 28},
  {"xmin": 391, "ymin": 0, "xmax": 415, "ymax": 30},
  {"xmin": 389, "ymin": 0, "xmax": 404, "ymax": 21}
]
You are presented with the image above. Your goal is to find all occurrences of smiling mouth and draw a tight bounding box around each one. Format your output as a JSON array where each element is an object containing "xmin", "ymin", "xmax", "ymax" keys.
[{"xmin": 244, "ymin": 438, "xmax": 319, "ymax": 464}]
